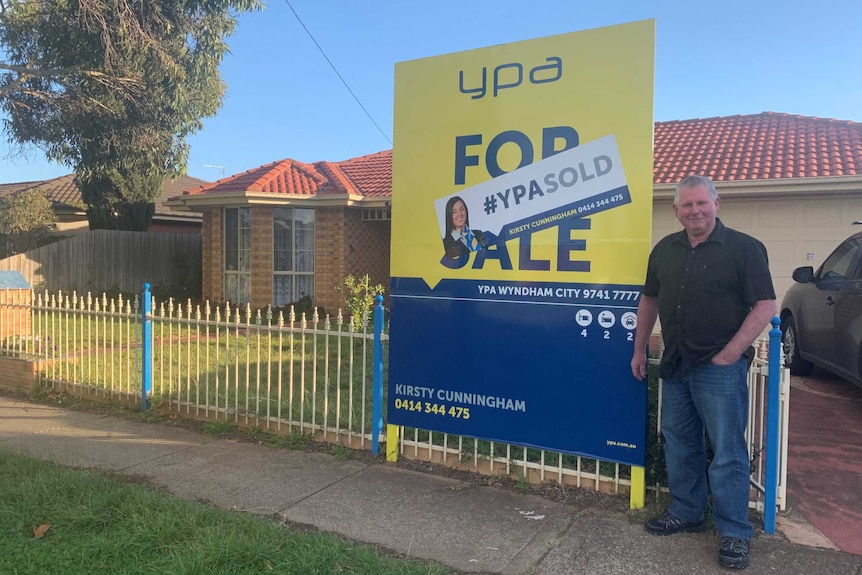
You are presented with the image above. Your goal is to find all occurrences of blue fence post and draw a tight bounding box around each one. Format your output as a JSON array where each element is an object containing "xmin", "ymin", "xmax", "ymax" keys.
[
  {"xmin": 763, "ymin": 315, "xmax": 782, "ymax": 534},
  {"xmin": 371, "ymin": 294, "xmax": 385, "ymax": 455},
  {"xmin": 141, "ymin": 283, "xmax": 153, "ymax": 411}
]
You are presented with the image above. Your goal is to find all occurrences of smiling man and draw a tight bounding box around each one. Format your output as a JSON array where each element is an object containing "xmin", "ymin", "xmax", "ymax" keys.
[{"xmin": 630, "ymin": 175, "xmax": 777, "ymax": 570}]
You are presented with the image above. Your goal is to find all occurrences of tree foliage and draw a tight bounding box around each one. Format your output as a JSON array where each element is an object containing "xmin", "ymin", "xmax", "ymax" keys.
[
  {"xmin": 0, "ymin": 187, "xmax": 57, "ymax": 256},
  {"xmin": 0, "ymin": 0, "xmax": 261, "ymax": 230}
]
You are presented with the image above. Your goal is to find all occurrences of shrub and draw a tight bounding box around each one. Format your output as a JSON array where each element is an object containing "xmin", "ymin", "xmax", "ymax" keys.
[{"xmin": 336, "ymin": 274, "xmax": 384, "ymax": 331}]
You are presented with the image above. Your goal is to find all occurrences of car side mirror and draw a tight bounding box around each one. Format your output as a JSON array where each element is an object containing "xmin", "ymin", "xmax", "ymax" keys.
[{"xmin": 792, "ymin": 266, "xmax": 815, "ymax": 283}]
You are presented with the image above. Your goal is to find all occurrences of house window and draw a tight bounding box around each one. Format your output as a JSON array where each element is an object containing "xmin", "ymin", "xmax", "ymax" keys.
[
  {"xmin": 224, "ymin": 207, "xmax": 251, "ymax": 304},
  {"xmin": 361, "ymin": 207, "xmax": 391, "ymax": 221},
  {"xmin": 273, "ymin": 208, "xmax": 314, "ymax": 306}
]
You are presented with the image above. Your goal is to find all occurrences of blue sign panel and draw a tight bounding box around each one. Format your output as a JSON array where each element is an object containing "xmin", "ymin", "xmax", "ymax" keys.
[{"xmin": 389, "ymin": 278, "xmax": 645, "ymax": 464}]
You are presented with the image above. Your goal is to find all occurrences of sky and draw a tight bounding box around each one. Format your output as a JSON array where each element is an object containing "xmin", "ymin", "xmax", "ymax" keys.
[{"xmin": 1, "ymin": 0, "xmax": 860, "ymax": 184}]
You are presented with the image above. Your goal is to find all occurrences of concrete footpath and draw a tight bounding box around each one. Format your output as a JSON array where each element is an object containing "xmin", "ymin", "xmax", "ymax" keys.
[{"xmin": 1, "ymin": 395, "xmax": 859, "ymax": 575}]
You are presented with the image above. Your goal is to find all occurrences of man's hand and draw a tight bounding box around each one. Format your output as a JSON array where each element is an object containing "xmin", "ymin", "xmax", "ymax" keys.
[
  {"xmin": 631, "ymin": 295, "xmax": 659, "ymax": 382},
  {"xmin": 631, "ymin": 349, "xmax": 648, "ymax": 381},
  {"xmin": 710, "ymin": 352, "xmax": 740, "ymax": 366},
  {"xmin": 713, "ymin": 299, "xmax": 777, "ymax": 366}
]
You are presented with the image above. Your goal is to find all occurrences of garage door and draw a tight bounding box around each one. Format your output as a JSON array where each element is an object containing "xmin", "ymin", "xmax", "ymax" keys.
[{"xmin": 651, "ymin": 195, "xmax": 862, "ymax": 304}]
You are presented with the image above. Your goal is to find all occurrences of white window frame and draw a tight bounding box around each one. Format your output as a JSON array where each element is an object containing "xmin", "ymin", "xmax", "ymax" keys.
[
  {"xmin": 272, "ymin": 207, "xmax": 315, "ymax": 307},
  {"xmin": 223, "ymin": 207, "xmax": 251, "ymax": 304}
]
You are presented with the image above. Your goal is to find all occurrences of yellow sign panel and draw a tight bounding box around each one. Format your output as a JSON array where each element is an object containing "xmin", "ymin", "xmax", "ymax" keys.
[{"xmin": 392, "ymin": 20, "xmax": 655, "ymax": 288}]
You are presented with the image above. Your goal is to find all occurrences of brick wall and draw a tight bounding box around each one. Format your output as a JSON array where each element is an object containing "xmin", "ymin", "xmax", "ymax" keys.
[
  {"xmin": 315, "ymin": 207, "xmax": 347, "ymax": 314},
  {"xmin": 201, "ymin": 209, "xmax": 223, "ymax": 302},
  {"xmin": 343, "ymin": 210, "xmax": 391, "ymax": 302},
  {"xmin": 0, "ymin": 356, "xmax": 39, "ymax": 393},
  {"xmin": 200, "ymin": 205, "xmax": 392, "ymax": 315},
  {"xmin": 314, "ymin": 208, "xmax": 392, "ymax": 315},
  {"xmin": 250, "ymin": 207, "xmax": 274, "ymax": 309}
]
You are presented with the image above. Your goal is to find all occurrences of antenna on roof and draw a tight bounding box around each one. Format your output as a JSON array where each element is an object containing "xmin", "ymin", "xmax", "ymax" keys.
[{"xmin": 202, "ymin": 164, "xmax": 226, "ymax": 176}]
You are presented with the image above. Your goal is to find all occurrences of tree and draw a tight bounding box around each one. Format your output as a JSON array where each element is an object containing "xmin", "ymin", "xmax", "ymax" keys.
[
  {"xmin": 0, "ymin": 187, "xmax": 56, "ymax": 256},
  {"xmin": 0, "ymin": 0, "xmax": 261, "ymax": 230}
]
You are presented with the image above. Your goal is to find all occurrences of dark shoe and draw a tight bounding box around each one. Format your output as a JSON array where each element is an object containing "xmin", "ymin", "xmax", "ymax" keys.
[
  {"xmin": 719, "ymin": 537, "xmax": 750, "ymax": 569},
  {"xmin": 644, "ymin": 510, "xmax": 706, "ymax": 535}
]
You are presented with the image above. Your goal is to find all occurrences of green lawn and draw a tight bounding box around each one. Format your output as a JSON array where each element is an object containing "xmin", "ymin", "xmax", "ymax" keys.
[{"xmin": 0, "ymin": 448, "xmax": 454, "ymax": 575}]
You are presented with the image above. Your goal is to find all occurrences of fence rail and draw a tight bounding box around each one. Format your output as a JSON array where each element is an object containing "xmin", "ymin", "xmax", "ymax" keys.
[{"xmin": 0, "ymin": 287, "xmax": 789, "ymax": 517}]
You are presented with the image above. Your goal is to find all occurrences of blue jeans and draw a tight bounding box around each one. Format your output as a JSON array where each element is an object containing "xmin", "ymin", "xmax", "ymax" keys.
[{"xmin": 662, "ymin": 356, "xmax": 753, "ymax": 540}]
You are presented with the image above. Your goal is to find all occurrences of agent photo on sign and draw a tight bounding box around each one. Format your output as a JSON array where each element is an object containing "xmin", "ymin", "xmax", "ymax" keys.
[{"xmin": 442, "ymin": 195, "xmax": 488, "ymax": 259}]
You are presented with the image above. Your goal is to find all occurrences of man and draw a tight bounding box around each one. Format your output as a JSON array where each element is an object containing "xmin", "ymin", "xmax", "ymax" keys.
[{"xmin": 631, "ymin": 175, "xmax": 776, "ymax": 570}]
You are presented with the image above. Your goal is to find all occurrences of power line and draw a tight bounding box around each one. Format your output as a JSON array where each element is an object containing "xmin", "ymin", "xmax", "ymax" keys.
[{"xmin": 283, "ymin": 0, "xmax": 392, "ymax": 146}]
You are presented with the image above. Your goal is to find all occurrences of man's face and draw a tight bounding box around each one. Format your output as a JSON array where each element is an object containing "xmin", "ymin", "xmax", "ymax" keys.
[{"xmin": 673, "ymin": 184, "xmax": 719, "ymax": 239}]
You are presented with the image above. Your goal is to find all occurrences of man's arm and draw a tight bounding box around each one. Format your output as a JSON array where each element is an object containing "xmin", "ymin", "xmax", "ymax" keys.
[
  {"xmin": 711, "ymin": 299, "xmax": 777, "ymax": 365},
  {"xmin": 631, "ymin": 295, "xmax": 658, "ymax": 381}
]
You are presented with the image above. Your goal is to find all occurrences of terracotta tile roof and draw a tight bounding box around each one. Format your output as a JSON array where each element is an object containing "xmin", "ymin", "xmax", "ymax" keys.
[
  {"xmin": 183, "ymin": 112, "xmax": 861, "ymax": 202},
  {"xmin": 185, "ymin": 150, "xmax": 393, "ymax": 198},
  {"xmin": 334, "ymin": 151, "xmax": 393, "ymax": 197},
  {"xmin": 0, "ymin": 174, "xmax": 207, "ymax": 217},
  {"xmin": 653, "ymin": 112, "xmax": 862, "ymax": 183},
  {"xmin": 185, "ymin": 158, "xmax": 328, "ymax": 196}
]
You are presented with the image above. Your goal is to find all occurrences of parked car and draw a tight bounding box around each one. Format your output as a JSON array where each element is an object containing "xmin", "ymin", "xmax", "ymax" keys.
[{"xmin": 780, "ymin": 231, "xmax": 862, "ymax": 389}]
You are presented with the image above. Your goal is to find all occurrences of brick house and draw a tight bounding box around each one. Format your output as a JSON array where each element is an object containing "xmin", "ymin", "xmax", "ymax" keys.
[
  {"xmin": 173, "ymin": 152, "xmax": 391, "ymax": 314},
  {"xmin": 172, "ymin": 112, "xmax": 862, "ymax": 312}
]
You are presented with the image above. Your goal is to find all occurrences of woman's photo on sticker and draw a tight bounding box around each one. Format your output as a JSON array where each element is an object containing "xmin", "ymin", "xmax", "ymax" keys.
[{"xmin": 442, "ymin": 195, "xmax": 488, "ymax": 259}]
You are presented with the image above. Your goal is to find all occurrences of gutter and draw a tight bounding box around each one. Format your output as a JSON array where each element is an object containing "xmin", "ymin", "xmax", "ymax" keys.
[{"xmin": 653, "ymin": 175, "xmax": 862, "ymax": 200}]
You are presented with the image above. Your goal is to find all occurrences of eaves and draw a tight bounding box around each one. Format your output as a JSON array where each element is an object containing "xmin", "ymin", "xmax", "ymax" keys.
[{"xmin": 653, "ymin": 175, "xmax": 862, "ymax": 201}]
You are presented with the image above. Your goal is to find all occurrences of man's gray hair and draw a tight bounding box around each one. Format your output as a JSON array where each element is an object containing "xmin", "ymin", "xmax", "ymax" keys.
[{"xmin": 674, "ymin": 175, "xmax": 719, "ymax": 205}]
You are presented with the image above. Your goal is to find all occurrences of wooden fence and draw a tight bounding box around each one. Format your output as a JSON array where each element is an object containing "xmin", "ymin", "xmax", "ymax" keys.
[{"xmin": 0, "ymin": 230, "xmax": 201, "ymax": 297}]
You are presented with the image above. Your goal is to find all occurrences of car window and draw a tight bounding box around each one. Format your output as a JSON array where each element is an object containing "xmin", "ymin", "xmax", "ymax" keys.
[
  {"xmin": 848, "ymin": 254, "xmax": 862, "ymax": 281},
  {"xmin": 819, "ymin": 238, "xmax": 862, "ymax": 282}
]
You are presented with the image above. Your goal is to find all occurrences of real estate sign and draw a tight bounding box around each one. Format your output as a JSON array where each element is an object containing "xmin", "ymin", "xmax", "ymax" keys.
[{"xmin": 389, "ymin": 21, "xmax": 655, "ymax": 465}]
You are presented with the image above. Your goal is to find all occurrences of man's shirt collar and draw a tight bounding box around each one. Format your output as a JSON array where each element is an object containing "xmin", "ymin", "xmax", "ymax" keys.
[{"xmin": 672, "ymin": 217, "xmax": 727, "ymax": 248}]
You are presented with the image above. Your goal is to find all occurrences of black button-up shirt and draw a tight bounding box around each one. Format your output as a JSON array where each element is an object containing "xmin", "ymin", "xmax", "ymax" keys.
[{"xmin": 644, "ymin": 218, "xmax": 776, "ymax": 378}]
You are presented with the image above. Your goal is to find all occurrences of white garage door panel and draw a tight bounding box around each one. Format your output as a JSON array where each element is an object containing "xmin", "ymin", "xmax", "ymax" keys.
[
  {"xmin": 644, "ymin": 193, "xmax": 856, "ymax": 304},
  {"xmin": 764, "ymin": 240, "xmax": 796, "ymax": 267},
  {"xmin": 754, "ymin": 203, "xmax": 796, "ymax": 228},
  {"xmin": 849, "ymin": 199, "xmax": 862, "ymax": 224},
  {"xmin": 773, "ymin": 278, "xmax": 794, "ymax": 303},
  {"xmin": 799, "ymin": 202, "xmax": 846, "ymax": 227},
  {"xmin": 719, "ymin": 203, "xmax": 755, "ymax": 227},
  {"xmin": 651, "ymin": 201, "xmax": 676, "ymax": 245},
  {"xmin": 796, "ymin": 240, "xmax": 845, "ymax": 267},
  {"xmin": 761, "ymin": 239, "xmax": 795, "ymax": 302}
]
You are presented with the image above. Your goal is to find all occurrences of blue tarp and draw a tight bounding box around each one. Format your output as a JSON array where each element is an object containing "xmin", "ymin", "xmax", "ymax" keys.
[{"xmin": 0, "ymin": 271, "xmax": 30, "ymax": 289}]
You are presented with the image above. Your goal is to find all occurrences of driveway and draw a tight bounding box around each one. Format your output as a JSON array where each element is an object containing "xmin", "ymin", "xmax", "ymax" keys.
[{"xmin": 786, "ymin": 369, "xmax": 862, "ymax": 555}]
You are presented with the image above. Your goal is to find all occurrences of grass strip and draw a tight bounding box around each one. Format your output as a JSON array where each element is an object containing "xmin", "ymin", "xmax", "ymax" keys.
[{"xmin": 0, "ymin": 447, "xmax": 453, "ymax": 575}]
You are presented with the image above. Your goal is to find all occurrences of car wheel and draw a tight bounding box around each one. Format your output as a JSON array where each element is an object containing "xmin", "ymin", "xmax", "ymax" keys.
[{"xmin": 781, "ymin": 316, "xmax": 814, "ymax": 376}]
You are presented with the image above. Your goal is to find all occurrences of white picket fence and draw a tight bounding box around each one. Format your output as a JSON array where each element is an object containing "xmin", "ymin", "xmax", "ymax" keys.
[{"xmin": 0, "ymin": 288, "xmax": 788, "ymax": 510}]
